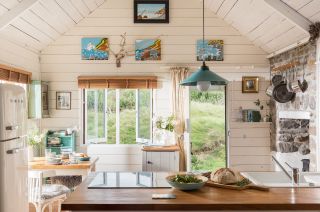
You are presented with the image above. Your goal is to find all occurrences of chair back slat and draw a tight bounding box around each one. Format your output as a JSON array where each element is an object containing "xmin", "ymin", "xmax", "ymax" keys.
[{"xmin": 28, "ymin": 171, "xmax": 43, "ymax": 202}]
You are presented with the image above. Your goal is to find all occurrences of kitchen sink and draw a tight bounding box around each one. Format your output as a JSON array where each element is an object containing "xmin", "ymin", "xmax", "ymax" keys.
[{"xmin": 241, "ymin": 172, "xmax": 320, "ymax": 187}]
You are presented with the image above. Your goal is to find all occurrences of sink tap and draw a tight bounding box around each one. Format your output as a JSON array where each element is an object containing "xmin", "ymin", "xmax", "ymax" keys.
[
  {"xmin": 285, "ymin": 162, "xmax": 300, "ymax": 186},
  {"xmin": 272, "ymin": 156, "xmax": 299, "ymax": 186}
]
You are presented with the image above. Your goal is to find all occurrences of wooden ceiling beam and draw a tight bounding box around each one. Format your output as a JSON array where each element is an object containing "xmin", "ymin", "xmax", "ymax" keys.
[
  {"xmin": 0, "ymin": 0, "xmax": 39, "ymax": 31},
  {"xmin": 264, "ymin": 0, "xmax": 313, "ymax": 33}
]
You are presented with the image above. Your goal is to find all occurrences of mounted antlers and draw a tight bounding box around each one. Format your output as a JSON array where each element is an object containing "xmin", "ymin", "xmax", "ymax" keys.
[{"xmin": 109, "ymin": 32, "xmax": 134, "ymax": 67}]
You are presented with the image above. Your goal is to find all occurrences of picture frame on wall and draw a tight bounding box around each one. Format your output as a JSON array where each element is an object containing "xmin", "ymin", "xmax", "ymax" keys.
[
  {"xmin": 242, "ymin": 76, "xmax": 259, "ymax": 93},
  {"xmin": 81, "ymin": 37, "xmax": 109, "ymax": 60},
  {"xmin": 56, "ymin": 91, "xmax": 71, "ymax": 110},
  {"xmin": 134, "ymin": 0, "xmax": 169, "ymax": 23},
  {"xmin": 135, "ymin": 39, "xmax": 161, "ymax": 60},
  {"xmin": 197, "ymin": 40, "xmax": 224, "ymax": 61}
]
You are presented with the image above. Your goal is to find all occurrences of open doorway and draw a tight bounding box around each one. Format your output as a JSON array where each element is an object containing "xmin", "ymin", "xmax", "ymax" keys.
[{"xmin": 189, "ymin": 86, "xmax": 227, "ymax": 171}]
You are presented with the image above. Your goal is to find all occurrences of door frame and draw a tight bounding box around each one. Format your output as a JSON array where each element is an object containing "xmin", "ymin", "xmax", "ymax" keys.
[{"xmin": 185, "ymin": 85, "xmax": 229, "ymax": 171}]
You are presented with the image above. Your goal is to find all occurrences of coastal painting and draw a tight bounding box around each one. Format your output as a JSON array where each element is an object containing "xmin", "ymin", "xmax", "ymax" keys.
[
  {"xmin": 134, "ymin": 1, "xmax": 169, "ymax": 23},
  {"xmin": 196, "ymin": 40, "xmax": 224, "ymax": 61},
  {"xmin": 135, "ymin": 39, "xmax": 161, "ymax": 61},
  {"xmin": 81, "ymin": 37, "xmax": 109, "ymax": 60}
]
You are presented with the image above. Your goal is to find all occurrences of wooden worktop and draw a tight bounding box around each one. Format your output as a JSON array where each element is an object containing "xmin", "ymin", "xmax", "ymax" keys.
[
  {"xmin": 142, "ymin": 145, "xmax": 180, "ymax": 152},
  {"xmin": 29, "ymin": 157, "xmax": 98, "ymax": 170},
  {"xmin": 62, "ymin": 172, "xmax": 320, "ymax": 211}
]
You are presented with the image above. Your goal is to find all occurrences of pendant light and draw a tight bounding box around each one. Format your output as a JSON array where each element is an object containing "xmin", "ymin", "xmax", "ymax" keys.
[{"xmin": 180, "ymin": 0, "xmax": 228, "ymax": 91}]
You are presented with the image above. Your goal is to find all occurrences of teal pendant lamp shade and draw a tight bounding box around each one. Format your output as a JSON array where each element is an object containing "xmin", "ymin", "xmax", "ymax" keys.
[
  {"xmin": 180, "ymin": 0, "xmax": 228, "ymax": 91},
  {"xmin": 180, "ymin": 61, "xmax": 228, "ymax": 86}
]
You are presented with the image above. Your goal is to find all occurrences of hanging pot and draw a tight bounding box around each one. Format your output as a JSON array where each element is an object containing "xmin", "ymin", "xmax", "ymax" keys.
[
  {"xmin": 271, "ymin": 74, "xmax": 284, "ymax": 86},
  {"xmin": 272, "ymin": 82, "xmax": 295, "ymax": 103}
]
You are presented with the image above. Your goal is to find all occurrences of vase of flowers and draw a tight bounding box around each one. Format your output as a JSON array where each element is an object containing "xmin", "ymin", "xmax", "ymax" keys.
[
  {"xmin": 27, "ymin": 129, "xmax": 46, "ymax": 161},
  {"xmin": 154, "ymin": 115, "xmax": 176, "ymax": 145}
]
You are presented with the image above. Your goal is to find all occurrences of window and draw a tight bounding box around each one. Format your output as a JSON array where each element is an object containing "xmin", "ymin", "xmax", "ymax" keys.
[{"xmin": 84, "ymin": 89, "xmax": 153, "ymax": 144}]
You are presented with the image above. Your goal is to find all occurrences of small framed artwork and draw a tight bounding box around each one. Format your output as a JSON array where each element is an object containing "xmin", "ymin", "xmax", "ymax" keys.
[
  {"xmin": 242, "ymin": 77, "xmax": 259, "ymax": 93},
  {"xmin": 135, "ymin": 39, "xmax": 161, "ymax": 60},
  {"xmin": 81, "ymin": 37, "xmax": 109, "ymax": 60},
  {"xmin": 42, "ymin": 92, "xmax": 48, "ymax": 110},
  {"xmin": 197, "ymin": 40, "xmax": 224, "ymax": 61},
  {"xmin": 56, "ymin": 92, "xmax": 71, "ymax": 110},
  {"xmin": 134, "ymin": 0, "xmax": 169, "ymax": 23}
]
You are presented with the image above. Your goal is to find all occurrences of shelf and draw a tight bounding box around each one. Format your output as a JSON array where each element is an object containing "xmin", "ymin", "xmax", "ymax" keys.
[{"xmin": 230, "ymin": 122, "xmax": 272, "ymax": 129}]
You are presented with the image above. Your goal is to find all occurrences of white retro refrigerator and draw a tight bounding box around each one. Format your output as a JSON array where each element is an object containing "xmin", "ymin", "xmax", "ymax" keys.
[{"xmin": 0, "ymin": 84, "xmax": 28, "ymax": 212}]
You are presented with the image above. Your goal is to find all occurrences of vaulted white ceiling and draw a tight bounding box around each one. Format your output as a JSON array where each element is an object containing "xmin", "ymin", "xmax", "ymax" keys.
[
  {"xmin": 0, "ymin": 0, "xmax": 318, "ymax": 56},
  {"xmin": 0, "ymin": 0, "xmax": 105, "ymax": 53},
  {"xmin": 205, "ymin": 0, "xmax": 318, "ymax": 55}
]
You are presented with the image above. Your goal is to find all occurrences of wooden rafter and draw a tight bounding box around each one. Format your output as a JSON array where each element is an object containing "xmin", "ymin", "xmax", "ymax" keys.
[
  {"xmin": 264, "ymin": 0, "xmax": 313, "ymax": 33},
  {"xmin": 0, "ymin": 0, "xmax": 39, "ymax": 31}
]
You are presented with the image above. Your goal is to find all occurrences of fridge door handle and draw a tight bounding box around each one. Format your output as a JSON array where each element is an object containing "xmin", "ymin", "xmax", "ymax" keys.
[
  {"xmin": 6, "ymin": 125, "xmax": 19, "ymax": 131},
  {"xmin": 6, "ymin": 148, "xmax": 20, "ymax": 154}
]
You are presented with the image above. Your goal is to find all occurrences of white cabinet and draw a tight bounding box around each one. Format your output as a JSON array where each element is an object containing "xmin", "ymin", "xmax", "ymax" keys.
[{"xmin": 142, "ymin": 151, "xmax": 179, "ymax": 172}]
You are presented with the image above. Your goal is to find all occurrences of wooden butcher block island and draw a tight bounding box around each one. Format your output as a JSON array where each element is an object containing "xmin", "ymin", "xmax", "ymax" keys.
[{"xmin": 62, "ymin": 172, "xmax": 320, "ymax": 211}]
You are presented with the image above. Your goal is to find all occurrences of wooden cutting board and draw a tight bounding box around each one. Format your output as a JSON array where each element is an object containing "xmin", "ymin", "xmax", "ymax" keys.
[{"xmin": 205, "ymin": 180, "xmax": 269, "ymax": 191}]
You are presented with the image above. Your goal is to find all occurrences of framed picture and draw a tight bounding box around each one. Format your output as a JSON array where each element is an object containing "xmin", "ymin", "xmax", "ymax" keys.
[
  {"xmin": 56, "ymin": 92, "xmax": 71, "ymax": 110},
  {"xmin": 81, "ymin": 37, "xmax": 109, "ymax": 60},
  {"xmin": 135, "ymin": 39, "xmax": 161, "ymax": 60},
  {"xmin": 42, "ymin": 92, "xmax": 48, "ymax": 110},
  {"xmin": 242, "ymin": 77, "xmax": 259, "ymax": 93},
  {"xmin": 197, "ymin": 40, "xmax": 224, "ymax": 61},
  {"xmin": 134, "ymin": 0, "xmax": 169, "ymax": 23}
]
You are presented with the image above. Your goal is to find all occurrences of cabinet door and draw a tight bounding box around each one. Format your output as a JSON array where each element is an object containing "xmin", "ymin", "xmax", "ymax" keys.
[{"xmin": 143, "ymin": 152, "xmax": 179, "ymax": 172}]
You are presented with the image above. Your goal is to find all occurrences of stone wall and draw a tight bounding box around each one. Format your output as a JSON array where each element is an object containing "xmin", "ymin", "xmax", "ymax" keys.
[
  {"xmin": 278, "ymin": 118, "xmax": 309, "ymax": 155},
  {"xmin": 269, "ymin": 43, "xmax": 317, "ymax": 171}
]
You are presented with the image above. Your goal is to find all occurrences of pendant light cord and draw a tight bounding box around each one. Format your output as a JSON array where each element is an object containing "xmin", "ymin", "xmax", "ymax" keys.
[{"xmin": 202, "ymin": 0, "xmax": 205, "ymax": 65}]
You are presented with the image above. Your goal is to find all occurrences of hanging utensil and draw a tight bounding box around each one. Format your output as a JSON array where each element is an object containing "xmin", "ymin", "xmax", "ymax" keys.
[
  {"xmin": 272, "ymin": 81, "xmax": 295, "ymax": 103},
  {"xmin": 300, "ymin": 58, "xmax": 308, "ymax": 92},
  {"xmin": 271, "ymin": 71, "xmax": 283, "ymax": 86},
  {"xmin": 266, "ymin": 85, "xmax": 274, "ymax": 97},
  {"xmin": 286, "ymin": 67, "xmax": 293, "ymax": 92},
  {"xmin": 273, "ymin": 84, "xmax": 295, "ymax": 103},
  {"xmin": 291, "ymin": 69, "xmax": 302, "ymax": 93}
]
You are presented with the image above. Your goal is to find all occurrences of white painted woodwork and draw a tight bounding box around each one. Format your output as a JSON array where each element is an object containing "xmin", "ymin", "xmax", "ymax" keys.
[
  {"xmin": 264, "ymin": 0, "xmax": 312, "ymax": 33},
  {"xmin": 38, "ymin": 0, "xmax": 270, "ymax": 172},
  {"xmin": 142, "ymin": 151, "xmax": 179, "ymax": 172},
  {"xmin": 0, "ymin": 0, "xmax": 38, "ymax": 30},
  {"xmin": 87, "ymin": 144, "xmax": 143, "ymax": 172},
  {"xmin": 0, "ymin": 37, "xmax": 40, "ymax": 79},
  {"xmin": 205, "ymin": 0, "xmax": 312, "ymax": 55},
  {"xmin": 282, "ymin": 0, "xmax": 320, "ymax": 22},
  {"xmin": 228, "ymin": 81, "xmax": 271, "ymax": 172},
  {"xmin": 0, "ymin": 0, "xmax": 105, "ymax": 54}
]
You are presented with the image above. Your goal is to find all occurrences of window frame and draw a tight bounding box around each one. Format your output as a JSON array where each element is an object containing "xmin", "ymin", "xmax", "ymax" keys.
[{"xmin": 82, "ymin": 88, "xmax": 153, "ymax": 145}]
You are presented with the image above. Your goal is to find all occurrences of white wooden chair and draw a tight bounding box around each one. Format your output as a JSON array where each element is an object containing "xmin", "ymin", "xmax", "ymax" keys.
[{"xmin": 28, "ymin": 170, "xmax": 69, "ymax": 212}]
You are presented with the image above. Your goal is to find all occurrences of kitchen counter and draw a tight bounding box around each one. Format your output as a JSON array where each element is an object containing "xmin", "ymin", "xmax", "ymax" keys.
[
  {"xmin": 29, "ymin": 157, "xmax": 99, "ymax": 179},
  {"xmin": 29, "ymin": 157, "xmax": 99, "ymax": 170},
  {"xmin": 142, "ymin": 145, "xmax": 180, "ymax": 152},
  {"xmin": 62, "ymin": 172, "xmax": 320, "ymax": 211}
]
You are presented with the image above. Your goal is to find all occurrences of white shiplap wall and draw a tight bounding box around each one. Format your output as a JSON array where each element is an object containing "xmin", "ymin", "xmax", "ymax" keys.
[
  {"xmin": 228, "ymin": 80, "xmax": 271, "ymax": 171},
  {"xmin": 0, "ymin": 38, "xmax": 40, "ymax": 79},
  {"xmin": 40, "ymin": 0, "xmax": 271, "ymax": 171}
]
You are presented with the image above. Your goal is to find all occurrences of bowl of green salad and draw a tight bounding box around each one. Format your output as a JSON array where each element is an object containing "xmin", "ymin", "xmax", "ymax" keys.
[{"xmin": 166, "ymin": 174, "xmax": 208, "ymax": 191}]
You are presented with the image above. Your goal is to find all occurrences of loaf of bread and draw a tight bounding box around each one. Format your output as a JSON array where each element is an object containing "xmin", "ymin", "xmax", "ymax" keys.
[{"xmin": 210, "ymin": 168, "xmax": 242, "ymax": 185}]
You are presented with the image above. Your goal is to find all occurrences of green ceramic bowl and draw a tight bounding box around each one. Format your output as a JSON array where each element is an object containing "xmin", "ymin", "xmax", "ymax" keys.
[
  {"xmin": 78, "ymin": 156, "xmax": 90, "ymax": 161},
  {"xmin": 166, "ymin": 174, "xmax": 208, "ymax": 191}
]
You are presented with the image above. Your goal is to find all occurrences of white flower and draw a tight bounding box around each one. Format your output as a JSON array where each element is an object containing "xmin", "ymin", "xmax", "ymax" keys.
[
  {"xmin": 161, "ymin": 122, "xmax": 166, "ymax": 129},
  {"xmin": 34, "ymin": 135, "xmax": 41, "ymax": 143}
]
